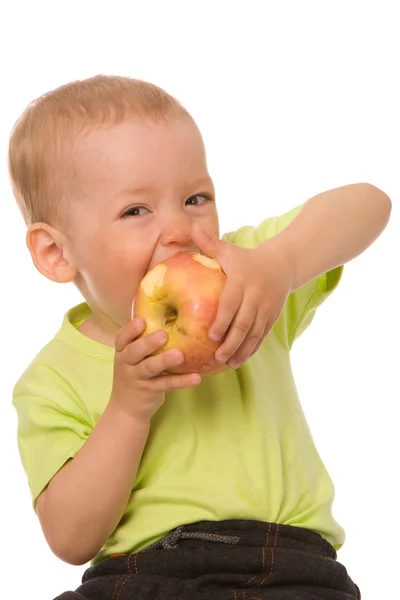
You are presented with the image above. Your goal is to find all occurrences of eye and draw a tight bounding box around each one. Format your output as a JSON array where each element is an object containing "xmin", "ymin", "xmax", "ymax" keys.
[
  {"xmin": 186, "ymin": 193, "xmax": 213, "ymax": 206},
  {"xmin": 122, "ymin": 206, "xmax": 149, "ymax": 217}
]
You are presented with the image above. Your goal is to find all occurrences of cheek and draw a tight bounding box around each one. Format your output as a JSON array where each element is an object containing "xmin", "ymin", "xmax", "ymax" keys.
[
  {"xmin": 202, "ymin": 211, "xmax": 220, "ymax": 238},
  {"xmin": 87, "ymin": 238, "xmax": 150, "ymax": 294}
]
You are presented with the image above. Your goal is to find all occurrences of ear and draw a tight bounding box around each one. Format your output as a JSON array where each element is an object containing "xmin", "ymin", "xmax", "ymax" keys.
[{"xmin": 26, "ymin": 223, "xmax": 78, "ymax": 284}]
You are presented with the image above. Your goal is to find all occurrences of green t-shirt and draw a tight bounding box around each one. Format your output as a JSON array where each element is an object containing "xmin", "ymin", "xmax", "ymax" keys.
[{"xmin": 13, "ymin": 204, "xmax": 345, "ymax": 565}]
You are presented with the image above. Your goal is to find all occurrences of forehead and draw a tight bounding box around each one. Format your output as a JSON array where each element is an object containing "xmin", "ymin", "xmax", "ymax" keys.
[{"xmin": 72, "ymin": 118, "xmax": 207, "ymax": 189}]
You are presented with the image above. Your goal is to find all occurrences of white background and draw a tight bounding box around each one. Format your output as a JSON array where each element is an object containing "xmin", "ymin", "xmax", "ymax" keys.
[{"xmin": 0, "ymin": 1, "xmax": 398, "ymax": 599}]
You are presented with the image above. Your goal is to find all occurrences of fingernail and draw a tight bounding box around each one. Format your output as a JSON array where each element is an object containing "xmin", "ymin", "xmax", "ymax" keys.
[
  {"xmin": 217, "ymin": 354, "xmax": 228, "ymax": 363},
  {"xmin": 209, "ymin": 332, "xmax": 221, "ymax": 342}
]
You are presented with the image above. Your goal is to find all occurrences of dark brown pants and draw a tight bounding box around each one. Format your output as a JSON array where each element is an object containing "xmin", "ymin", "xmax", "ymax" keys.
[{"xmin": 54, "ymin": 520, "xmax": 361, "ymax": 599}]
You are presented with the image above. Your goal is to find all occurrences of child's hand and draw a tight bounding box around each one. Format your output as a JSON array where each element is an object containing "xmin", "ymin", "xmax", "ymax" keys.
[
  {"xmin": 110, "ymin": 319, "xmax": 201, "ymax": 421},
  {"xmin": 191, "ymin": 223, "xmax": 292, "ymax": 369}
]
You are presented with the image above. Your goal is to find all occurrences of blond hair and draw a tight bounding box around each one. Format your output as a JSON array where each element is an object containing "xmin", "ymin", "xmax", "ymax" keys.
[{"xmin": 8, "ymin": 75, "xmax": 193, "ymax": 227}]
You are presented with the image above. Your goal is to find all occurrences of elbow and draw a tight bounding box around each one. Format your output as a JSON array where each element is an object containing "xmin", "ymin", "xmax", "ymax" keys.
[
  {"xmin": 36, "ymin": 489, "xmax": 102, "ymax": 566},
  {"xmin": 37, "ymin": 493, "xmax": 101, "ymax": 566},
  {"xmin": 50, "ymin": 539, "xmax": 98, "ymax": 566},
  {"xmin": 59, "ymin": 553, "xmax": 93, "ymax": 567},
  {"xmin": 41, "ymin": 520, "xmax": 99, "ymax": 565}
]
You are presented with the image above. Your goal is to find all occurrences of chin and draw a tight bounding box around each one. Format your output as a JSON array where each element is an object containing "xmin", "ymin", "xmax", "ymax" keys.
[{"xmin": 133, "ymin": 252, "xmax": 229, "ymax": 376}]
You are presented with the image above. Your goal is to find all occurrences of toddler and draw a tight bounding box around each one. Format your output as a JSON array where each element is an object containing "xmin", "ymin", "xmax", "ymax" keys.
[{"xmin": 9, "ymin": 75, "xmax": 391, "ymax": 599}]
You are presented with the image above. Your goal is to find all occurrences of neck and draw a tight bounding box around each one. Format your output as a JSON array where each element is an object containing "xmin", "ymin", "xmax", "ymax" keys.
[{"xmin": 78, "ymin": 312, "xmax": 119, "ymax": 347}]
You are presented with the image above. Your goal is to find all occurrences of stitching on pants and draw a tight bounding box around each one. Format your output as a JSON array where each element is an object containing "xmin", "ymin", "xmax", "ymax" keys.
[
  {"xmin": 112, "ymin": 575, "xmax": 128, "ymax": 600},
  {"xmin": 115, "ymin": 575, "xmax": 132, "ymax": 600},
  {"xmin": 234, "ymin": 524, "xmax": 276, "ymax": 597},
  {"xmin": 273, "ymin": 523, "xmax": 279, "ymax": 549},
  {"xmin": 265, "ymin": 523, "xmax": 272, "ymax": 547},
  {"xmin": 126, "ymin": 553, "xmax": 139, "ymax": 576},
  {"xmin": 258, "ymin": 524, "xmax": 280, "ymax": 587},
  {"xmin": 127, "ymin": 554, "xmax": 133, "ymax": 575},
  {"xmin": 245, "ymin": 547, "xmax": 265, "ymax": 586},
  {"xmin": 258, "ymin": 548, "xmax": 275, "ymax": 586},
  {"xmin": 245, "ymin": 522, "xmax": 271, "ymax": 587}
]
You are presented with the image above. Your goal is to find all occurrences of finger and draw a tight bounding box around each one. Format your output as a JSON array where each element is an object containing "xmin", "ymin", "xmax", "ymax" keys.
[
  {"xmin": 209, "ymin": 283, "xmax": 244, "ymax": 343},
  {"xmin": 115, "ymin": 318, "xmax": 146, "ymax": 353},
  {"xmin": 153, "ymin": 371, "xmax": 202, "ymax": 393},
  {"xmin": 249, "ymin": 325, "xmax": 269, "ymax": 357},
  {"xmin": 251, "ymin": 320, "xmax": 275, "ymax": 356},
  {"xmin": 228, "ymin": 316, "xmax": 269, "ymax": 368},
  {"xmin": 214, "ymin": 297, "xmax": 256, "ymax": 363},
  {"xmin": 138, "ymin": 348, "xmax": 185, "ymax": 380},
  {"xmin": 122, "ymin": 328, "xmax": 169, "ymax": 365},
  {"xmin": 191, "ymin": 222, "xmax": 225, "ymax": 260}
]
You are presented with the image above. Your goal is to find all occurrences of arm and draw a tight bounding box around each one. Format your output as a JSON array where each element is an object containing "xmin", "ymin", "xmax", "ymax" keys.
[
  {"xmin": 37, "ymin": 318, "xmax": 201, "ymax": 566},
  {"xmin": 265, "ymin": 183, "xmax": 392, "ymax": 291},
  {"xmin": 36, "ymin": 401, "xmax": 150, "ymax": 566},
  {"xmin": 189, "ymin": 182, "xmax": 391, "ymax": 367}
]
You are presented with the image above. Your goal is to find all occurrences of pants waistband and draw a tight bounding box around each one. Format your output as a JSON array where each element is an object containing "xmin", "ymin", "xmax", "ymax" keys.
[{"xmin": 112, "ymin": 519, "xmax": 337, "ymax": 560}]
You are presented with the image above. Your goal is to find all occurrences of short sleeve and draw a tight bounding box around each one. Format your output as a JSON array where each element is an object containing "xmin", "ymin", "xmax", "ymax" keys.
[
  {"xmin": 222, "ymin": 204, "xmax": 343, "ymax": 351},
  {"xmin": 13, "ymin": 361, "xmax": 93, "ymax": 508},
  {"xmin": 272, "ymin": 266, "xmax": 343, "ymax": 350}
]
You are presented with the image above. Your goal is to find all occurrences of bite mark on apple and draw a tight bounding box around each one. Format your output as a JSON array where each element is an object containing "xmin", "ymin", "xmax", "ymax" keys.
[
  {"xmin": 141, "ymin": 264, "xmax": 167, "ymax": 296},
  {"xmin": 193, "ymin": 254, "xmax": 221, "ymax": 270}
]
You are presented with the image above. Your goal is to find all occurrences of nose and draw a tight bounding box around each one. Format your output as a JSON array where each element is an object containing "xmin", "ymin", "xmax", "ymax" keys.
[{"xmin": 159, "ymin": 212, "xmax": 194, "ymax": 249}]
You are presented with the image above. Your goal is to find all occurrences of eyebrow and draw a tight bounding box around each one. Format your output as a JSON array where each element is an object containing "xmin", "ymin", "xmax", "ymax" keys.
[{"xmin": 115, "ymin": 176, "xmax": 213, "ymax": 198}]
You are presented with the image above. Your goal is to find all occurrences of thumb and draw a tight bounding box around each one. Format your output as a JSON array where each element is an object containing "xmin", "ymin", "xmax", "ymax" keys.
[{"xmin": 191, "ymin": 223, "xmax": 224, "ymax": 259}]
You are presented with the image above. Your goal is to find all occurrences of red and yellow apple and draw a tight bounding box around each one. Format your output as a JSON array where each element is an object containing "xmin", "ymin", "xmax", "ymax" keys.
[{"xmin": 133, "ymin": 252, "xmax": 228, "ymax": 376}]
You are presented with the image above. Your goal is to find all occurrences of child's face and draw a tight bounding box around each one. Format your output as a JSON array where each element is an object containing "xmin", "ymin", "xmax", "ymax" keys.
[{"xmin": 65, "ymin": 118, "xmax": 220, "ymax": 336}]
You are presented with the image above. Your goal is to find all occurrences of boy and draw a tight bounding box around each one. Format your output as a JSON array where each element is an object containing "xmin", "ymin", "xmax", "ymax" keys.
[{"xmin": 9, "ymin": 75, "xmax": 391, "ymax": 599}]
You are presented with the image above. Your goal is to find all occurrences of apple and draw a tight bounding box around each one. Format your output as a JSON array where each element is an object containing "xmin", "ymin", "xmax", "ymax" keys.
[{"xmin": 133, "ymin": 252, "xmax": 229, "ymax": 376}]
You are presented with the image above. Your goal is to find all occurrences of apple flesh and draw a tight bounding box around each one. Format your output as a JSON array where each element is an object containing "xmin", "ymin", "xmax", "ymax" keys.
[{"xmin": 133, "ymin": 252, "xmax": 229, "ymax": 376}]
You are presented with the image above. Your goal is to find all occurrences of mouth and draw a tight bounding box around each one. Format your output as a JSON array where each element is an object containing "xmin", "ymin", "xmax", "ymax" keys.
[
  {"xmin": 131, "ymin": 249, "xmax": 203, "ymax": 319},
  {"xmin": 148, "ymin": 248, "xmax": 204, "ymax": 273}
]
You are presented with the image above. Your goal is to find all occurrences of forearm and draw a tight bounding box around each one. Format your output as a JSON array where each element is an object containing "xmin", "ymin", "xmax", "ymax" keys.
[
  {"xmin": 266, "ymin": 183, "xmax": 392, "ymax": 291},
  {"xmin": 39, "ymin": 399, "xmax": 150, "ymax": 565}
]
